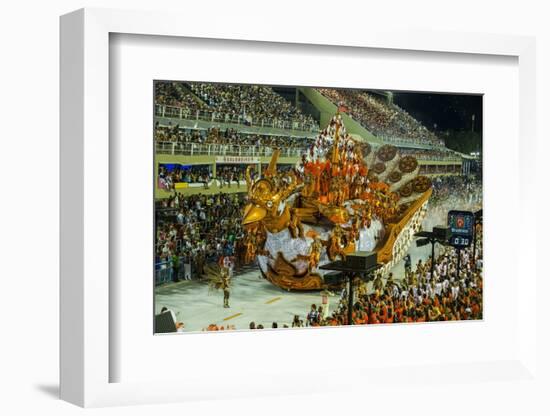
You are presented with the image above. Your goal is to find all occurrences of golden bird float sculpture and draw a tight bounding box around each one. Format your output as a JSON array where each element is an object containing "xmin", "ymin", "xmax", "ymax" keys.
[{"xmin": 242, "ymin": 114, "xmax": 432, "ymax": 291}]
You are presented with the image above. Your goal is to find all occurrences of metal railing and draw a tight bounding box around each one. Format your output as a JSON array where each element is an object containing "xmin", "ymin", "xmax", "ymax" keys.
[
  {"xmin": 155, "ymin": 261, "xmax": 174, "ymax": 285},
  {"xmin": 419, "ymin": 164, "xmax": 462, "ymax": 174},
  {"xmin": 155, "ymin": 104, "xmax": 319, "ymax": 132},
  {"xmin": 378, "ymin": 134, "xmax": 444, "ymax": 149},
  {"xmin": 155, "ymin": 260, "xmax": 196, "ymax": 285},
  {"xmin": 155, "ymin": 253, "xmax": 234, "ymax": 285},
  {"xmin": 409, "ymin": 153, "xmax": 462, "ymax": 162},
  {"xmin": 155, "ymin": 141, "xmax": 460, "ymax": 162},
  {"xmin": 155, "ymin": 141, "xmax": 306, "ymax": 158}
]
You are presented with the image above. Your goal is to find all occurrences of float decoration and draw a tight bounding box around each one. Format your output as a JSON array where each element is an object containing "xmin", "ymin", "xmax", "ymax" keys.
[{"xmin": 242, "ymin": 113, "xmax": 432, "ymax": 291}]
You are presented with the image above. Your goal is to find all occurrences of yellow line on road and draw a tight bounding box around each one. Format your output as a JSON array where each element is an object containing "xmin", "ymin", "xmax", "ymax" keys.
[
  {"xmin": 265, "ymin": 297, "xmax": 282, "ymax": 305},
  {"xmin": 223, "ymin": 312, "xmax": 243, "ymax": 321}
]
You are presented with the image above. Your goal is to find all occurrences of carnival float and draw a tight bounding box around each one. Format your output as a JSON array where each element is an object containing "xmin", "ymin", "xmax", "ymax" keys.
[{"xmin": 242, "ymin": 114, "xmax": 432, "ymax": 291}]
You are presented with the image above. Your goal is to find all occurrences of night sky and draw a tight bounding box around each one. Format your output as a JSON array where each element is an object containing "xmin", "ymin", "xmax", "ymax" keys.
[{"xmin": 389, "ymin": 92, "xmax": 483, "ymax": 134}]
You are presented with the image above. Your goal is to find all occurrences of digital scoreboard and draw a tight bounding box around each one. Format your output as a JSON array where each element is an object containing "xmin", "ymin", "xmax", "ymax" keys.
[{"xmin": 447, "ymin": 210, "xmax": 474, "ymax": 248}]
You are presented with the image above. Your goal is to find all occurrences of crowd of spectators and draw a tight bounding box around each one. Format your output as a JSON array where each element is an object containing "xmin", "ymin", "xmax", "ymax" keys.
[
  {"xmin": 158, "ymin": 165, "xmax": 212, "ymax": 190},
  {"xmin": 157, "ymin": 165, "xmax": 193, "ymax": 189},
  {"xmin": 205, "ymin": 235, "xmax": 482, "ymax": 331},
  {"xmin": 318, "ymin": 88, "xmax": 443, "ymax": 146},
  {"xmin": 427, "ymin": 175, "xmax": 482, "ymax": 228},
  {"xmin": 187, "ymin": 83, "xmax": 318, "ymax": 130},
  {"xmin": 155, "ymin": 125, "xmax": 314, "ymax": 155},
  {"xmin": 155, "ymin": 124, "xmax": 204, "ymax": 144},
  {"xmin": 215, "ymin": 165, "xmax": 248, "ymax": 188},
  {"xmin": 398, "ymin": 147, "xmax": 461, "ymax": 161},
  {"xmin": 155, "ymin": 126, "xmax": 460, "ymax": 167},
  {"xmin": 155, "ymin": 124, "xmax": 459, "ymax": 164},
  {"xmin": 155, "ymin": 81, "xmax": 318, "ymax": 131},
  {"xmin": 155, "ymin": 81, "xmax": 205, "ymax": 110},
  {"xmin": 157, "ymin": 164, "xmax": 252, "ymax": 190},
  {"xmin": 319, "ymin": 241, "xmax": 481, "ymax": 326},
  {"xmin": 155, "ymin": 193, "xmax": 247, "ymax": 280},
  {"xmin": 155, "ymin": 125, "xmax": 314, "ymax": 148}
]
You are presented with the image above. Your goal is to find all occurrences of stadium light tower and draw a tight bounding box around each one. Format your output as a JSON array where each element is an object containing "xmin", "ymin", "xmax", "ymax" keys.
[
  {"xmin": 414, "ymin": 226, "xmax": 451, "ymax": 281},
  {"xmin": 320, "ymin": 256, "xmax": 381, "ymax": 326}
]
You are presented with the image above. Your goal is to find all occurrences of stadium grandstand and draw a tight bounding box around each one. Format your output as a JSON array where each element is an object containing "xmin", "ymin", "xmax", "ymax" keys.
[{"xmin": 155, "ymin": 82, "xmax": 474, "ymax": 201}]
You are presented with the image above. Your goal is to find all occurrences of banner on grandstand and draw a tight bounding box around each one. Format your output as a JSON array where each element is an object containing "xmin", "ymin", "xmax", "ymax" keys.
[
  {"xmin": 215, "ymin": 156, "xmax": 260, "ymax": 164},
  {"xmin": 174, "ymin": 182, "xmax": 189, "ymax": 189}
]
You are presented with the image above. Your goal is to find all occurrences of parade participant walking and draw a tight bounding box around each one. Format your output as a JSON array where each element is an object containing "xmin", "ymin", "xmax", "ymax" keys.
[
  {"xmin": 221, "ymin": 270, "xmax": 231, "ymax": 308},
  {"xmin": 204, "ymin": 263, "xmax": 232, "ymax": 308}
]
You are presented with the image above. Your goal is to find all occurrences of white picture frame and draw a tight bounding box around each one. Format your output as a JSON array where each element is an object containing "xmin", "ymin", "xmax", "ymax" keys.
[{"xmin": 60, "ymin": 7, "xmax": 540, "ymax": 408}]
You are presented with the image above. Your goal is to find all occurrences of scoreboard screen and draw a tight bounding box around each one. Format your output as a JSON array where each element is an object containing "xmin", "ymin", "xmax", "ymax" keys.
[{"xmin": 447, "ymin": 210, "xmax": 474, "ymax": 248}]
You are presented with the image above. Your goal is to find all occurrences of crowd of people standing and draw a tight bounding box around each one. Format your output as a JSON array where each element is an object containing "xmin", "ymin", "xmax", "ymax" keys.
[
  {"xmin": 399, "ymin": 147, "xmax": 460, "ymax": 161},
  {"xmin": 155, "ymin": 193, "xmax": 247, "ymax": 281},
  {"xmin": 188, "ymin": 82, "xmax": 318, "ymax": 130},
  {"xmin": 155, "ymin": 81, "xmax": 319, "ymax": 131},
  {"xmin": 155, "ymin": 81, "xmax": 205, "ymax": 110},
  {"xmin": 155, "ymin": 124, "xmax": 314, "ymax": 152},
  {"xmin": 158, "ymin": 165, "xmax": 211, "ymax": 190},
  {"xmin": 203, "ymin": 230, "xmax": 482, "ymax": 331},
  {"xmin": 157, "ymin": 164, "xmax": 250, "ymax": 190},
  {"xmin": 427, "ymin": 175, "xmax": 482, "ymax": 228},
  {"xmin": 308, "ymin": 238, "xmax": 482, "ymax": 327},
  {"xmin": 318, "ymin": 88, "xmax": 443, "ymax": 147}
]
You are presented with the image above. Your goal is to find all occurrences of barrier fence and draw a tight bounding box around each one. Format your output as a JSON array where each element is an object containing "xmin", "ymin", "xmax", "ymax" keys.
[
  {"xmin": 155, "ymin": 261, "xmax": 175, "ymax": 285},
  {"xmin": 155, "ymin": 260, "xmax": 195, "ymax": 285},
  {"xmin": 405, "ymin": 153, "xmax": 463, "ymax": 162},
  {"xmin": 155, "ymin": 141, "xmax": 306, "ymax": 158},
  {"xmin": 155, "ymin": 104, "xmax": 319, "ymax": 133},
  {"xmin": 378, "ymin": 135, "xmax": 445, "ymax": 149},
  {"xmin": 155, "ymin": 255, "xmax": 237, "ymax": 285},
  {"xmin": 156, "ymin": 141, "xmax": 461, "ymax": 163}
]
